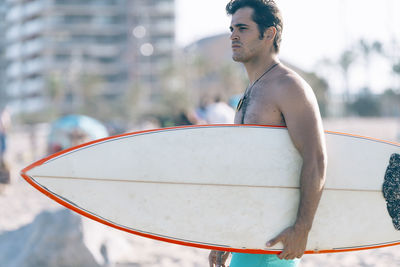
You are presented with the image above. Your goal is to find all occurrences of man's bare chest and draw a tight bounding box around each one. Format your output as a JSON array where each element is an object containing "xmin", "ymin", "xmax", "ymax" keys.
[{"xmin": 234, "ymin": 89, "xmax": 285, "ymax": 126}]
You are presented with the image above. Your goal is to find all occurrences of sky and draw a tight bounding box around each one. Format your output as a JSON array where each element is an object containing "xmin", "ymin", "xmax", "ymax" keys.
[{"xmin": 175, "ymin": 0, "xmax": 400, "ymax": 94}]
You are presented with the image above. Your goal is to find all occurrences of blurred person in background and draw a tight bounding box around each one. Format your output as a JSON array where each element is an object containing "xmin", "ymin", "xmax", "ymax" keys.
[
  {"xmin": 0, "ymin": 107, "xmax": 10, "ymax": 162},
  {"xmin": 205, "ymin": 96, "xmax": 235, "ymax": 124},
  {"xmin": 175, "ymin": 109, "xmax": 206, "ymax": 126},
  {"xmin": 0, "ymin": 107, "xmax": 11, "ymax": 184}
]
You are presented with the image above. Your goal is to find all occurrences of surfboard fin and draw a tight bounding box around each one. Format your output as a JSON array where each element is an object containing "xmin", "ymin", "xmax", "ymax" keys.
[{"xmin": 383, "ymin": 153, "xmax": 400, "ymax": 230}]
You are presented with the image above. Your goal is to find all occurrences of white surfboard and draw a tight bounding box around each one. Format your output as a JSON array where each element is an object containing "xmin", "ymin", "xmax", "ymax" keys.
[{"xmin": 20, "ymin": 125, "xmax": 400, "ymax": 254}]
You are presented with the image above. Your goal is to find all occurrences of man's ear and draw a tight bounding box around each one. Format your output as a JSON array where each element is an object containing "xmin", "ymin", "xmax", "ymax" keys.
[{"xmin": 265, "ymin": 26, "xmax": 277, "ymax": 40}]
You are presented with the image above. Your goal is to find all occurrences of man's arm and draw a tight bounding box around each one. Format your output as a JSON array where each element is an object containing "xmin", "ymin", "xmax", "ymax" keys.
[{"xmin": 266, "ymin": 76, "xmax": 327, "ymax": 260}]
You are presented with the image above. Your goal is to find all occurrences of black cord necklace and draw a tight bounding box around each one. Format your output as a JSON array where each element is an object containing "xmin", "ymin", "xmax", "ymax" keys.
[{"xmin": 237, "ymin": 62, "xmax": 279, "ymax": 124}]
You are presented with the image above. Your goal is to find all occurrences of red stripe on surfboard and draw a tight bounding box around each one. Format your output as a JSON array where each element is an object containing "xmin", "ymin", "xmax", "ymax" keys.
[{"xmin": 20, "ymin": 124, "xmax": 400, "ymax": 254}]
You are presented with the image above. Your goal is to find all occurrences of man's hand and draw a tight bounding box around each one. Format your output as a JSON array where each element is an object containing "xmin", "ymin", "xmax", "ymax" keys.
[
  {"xmin": 209, "ymin": 250, "xmax": 230, "ymax": 267},
  {"xmin": 266, "ymin": 224, "xmax": 309, "ymax": 260}
]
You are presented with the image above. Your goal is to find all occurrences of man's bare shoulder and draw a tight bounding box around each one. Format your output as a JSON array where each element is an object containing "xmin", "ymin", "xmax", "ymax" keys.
[{"xmin": 273, "ymin": 65, "xmax": 316, "ymax": 104}]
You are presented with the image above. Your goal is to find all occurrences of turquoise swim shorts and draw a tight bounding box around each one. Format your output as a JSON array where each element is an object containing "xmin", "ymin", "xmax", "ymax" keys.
[{"xmin": 229, "ymin": 253, "xmax": 300, "ymax": 267}]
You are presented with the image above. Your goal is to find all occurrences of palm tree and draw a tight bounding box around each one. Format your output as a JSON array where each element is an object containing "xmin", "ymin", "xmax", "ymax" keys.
[
  {"xmin": 339, "ymin": 50, "xmax": 356, "ymax": 103},
  {"xmin": 358, "ymin": 39, "xmax": 383, "ymax": 89}
]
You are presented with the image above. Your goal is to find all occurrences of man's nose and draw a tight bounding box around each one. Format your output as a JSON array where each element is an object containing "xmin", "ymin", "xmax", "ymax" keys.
[{"xmin": 230, "ymin": 30, "xmax": 239, "ymax": 41}]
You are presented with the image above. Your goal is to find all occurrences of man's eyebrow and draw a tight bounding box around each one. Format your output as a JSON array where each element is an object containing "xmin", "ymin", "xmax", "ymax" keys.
[
  {"xmin": 230, "ymin": 23, "xmax": 249, "ymax": 31},
  {"xmin": 232, "ymin": 23, "xmax": 249, "ymax": 28}
]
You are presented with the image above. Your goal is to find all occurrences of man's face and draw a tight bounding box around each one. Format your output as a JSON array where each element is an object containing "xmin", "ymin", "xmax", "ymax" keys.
[{"xmin": 230, "ymin": 7, "xmax": 266, "ymax": 63}]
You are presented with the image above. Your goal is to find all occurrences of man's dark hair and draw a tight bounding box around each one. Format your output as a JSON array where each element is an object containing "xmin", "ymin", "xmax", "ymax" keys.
[{"xmin": 226, "ymin": 0, "xmax": 283, "ymax": 53}]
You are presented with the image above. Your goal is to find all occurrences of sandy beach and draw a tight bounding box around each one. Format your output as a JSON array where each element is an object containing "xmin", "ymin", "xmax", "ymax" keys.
[{"xmin": 1, "ymin": 120, "xmax": 400, "ymax": 266}]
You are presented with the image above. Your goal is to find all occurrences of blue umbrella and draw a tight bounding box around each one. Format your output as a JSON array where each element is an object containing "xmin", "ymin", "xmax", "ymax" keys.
[{"xmin": 48, "ymin": 114, "xmax": 108, "ymax": 154}]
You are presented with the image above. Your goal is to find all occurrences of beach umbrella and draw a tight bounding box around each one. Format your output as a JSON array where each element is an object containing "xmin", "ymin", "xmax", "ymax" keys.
[{"xmin": 48, "ymin": 114, "xmax": 108, "ymax": 154}]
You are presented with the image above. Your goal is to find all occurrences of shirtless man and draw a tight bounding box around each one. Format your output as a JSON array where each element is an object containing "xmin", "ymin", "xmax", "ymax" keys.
[{"xmin": 209, "ymin": 0, "xmax": 327, "ymax": 266}]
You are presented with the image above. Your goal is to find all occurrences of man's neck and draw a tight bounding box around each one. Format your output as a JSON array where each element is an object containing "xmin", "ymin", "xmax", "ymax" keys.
[{"xmin": 244, "ymin": 54, "xmax": 279, "ymax": 85}]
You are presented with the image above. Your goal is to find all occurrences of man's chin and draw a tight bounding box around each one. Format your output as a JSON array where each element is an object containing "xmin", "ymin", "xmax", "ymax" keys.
[{"xmin": 232, "ymin": 55, "xmax": 243, "ymax": 62}]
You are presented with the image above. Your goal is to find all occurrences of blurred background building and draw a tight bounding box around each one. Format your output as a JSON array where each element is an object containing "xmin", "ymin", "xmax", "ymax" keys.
[
  {"xmin": 0, "ymin": 2, "xmax": 7, "ymax": 109},
  {"xmin": 3, "ymin": 0, "xmax": 175, "ymax": 116}
]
